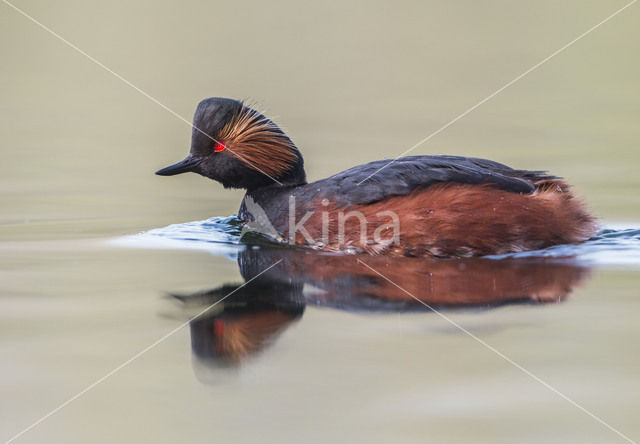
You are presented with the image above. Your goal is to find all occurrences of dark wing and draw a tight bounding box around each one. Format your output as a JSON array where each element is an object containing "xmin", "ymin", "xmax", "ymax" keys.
[{"xmin": 312, "ymin": 155, "xmax": 557, "ymax": 206}]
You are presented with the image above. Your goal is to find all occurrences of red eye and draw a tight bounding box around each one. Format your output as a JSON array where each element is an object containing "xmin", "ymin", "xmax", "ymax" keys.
[{"xmin": 214, "ymin": 141, "xmax": 226, "ymax": 152}]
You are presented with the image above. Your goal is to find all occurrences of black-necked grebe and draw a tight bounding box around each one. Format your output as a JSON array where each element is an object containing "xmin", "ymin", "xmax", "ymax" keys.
[{"xmin": 156, "ymin": 97, "xmax": 596, "ymax": 257}]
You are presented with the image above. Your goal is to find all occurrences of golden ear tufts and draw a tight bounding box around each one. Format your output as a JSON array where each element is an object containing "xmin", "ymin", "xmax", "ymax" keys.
[{"xmin": 217, "ymin": 107, "xmax": 298, "ymax": 177}]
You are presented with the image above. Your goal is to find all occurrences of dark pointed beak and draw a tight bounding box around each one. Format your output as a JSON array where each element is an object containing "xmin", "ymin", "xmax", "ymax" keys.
[{"xmin": 155, "ymin": 156, "xmax": 202, "ymax": 176}]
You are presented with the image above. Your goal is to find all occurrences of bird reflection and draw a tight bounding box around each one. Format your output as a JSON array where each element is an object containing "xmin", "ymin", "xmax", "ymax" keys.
[
  {"xmin": 170, "ymin": 248, "xmax": 591, "ymax": 374},
  {"xmin": 176, "ymin": 281, "xmax": 305, "ymax": 367}
]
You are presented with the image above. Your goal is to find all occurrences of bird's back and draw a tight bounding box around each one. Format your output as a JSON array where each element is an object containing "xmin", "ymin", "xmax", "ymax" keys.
[{"xmin": 242, "ymin": 155, "xmax": 596, "ymax": 257}]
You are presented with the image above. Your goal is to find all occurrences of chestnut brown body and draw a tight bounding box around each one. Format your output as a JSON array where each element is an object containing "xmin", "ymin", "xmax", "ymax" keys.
[
  {"xmin": 157, "ymin": 98, "xmax": 596, "ymax": 258},
  {"xmin": 277, "ymin": 180, "xmax": 594, "ymax": 257}
]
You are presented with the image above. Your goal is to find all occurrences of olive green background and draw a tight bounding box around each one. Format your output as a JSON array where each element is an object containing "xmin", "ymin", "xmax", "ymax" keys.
[{"xmin": 1, "ymin": 1, "xmax": 638, "ymax": 443}]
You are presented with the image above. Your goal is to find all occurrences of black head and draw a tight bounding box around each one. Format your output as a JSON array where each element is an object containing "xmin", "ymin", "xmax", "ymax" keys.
[{"xmin": 155, "ymin": 98, "xmax": 306, "ymax": 190}]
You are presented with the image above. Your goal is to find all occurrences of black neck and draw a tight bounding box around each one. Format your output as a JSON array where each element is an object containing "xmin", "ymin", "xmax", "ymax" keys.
[{"xmin": 245, "ymin": 153, "xmax": 307, "ymax": 192}]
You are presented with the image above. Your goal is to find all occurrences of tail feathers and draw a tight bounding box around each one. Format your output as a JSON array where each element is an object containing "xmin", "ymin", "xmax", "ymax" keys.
[{"xmin": 532, "ymin": 179, "xmax": 597, "ymax": 244}]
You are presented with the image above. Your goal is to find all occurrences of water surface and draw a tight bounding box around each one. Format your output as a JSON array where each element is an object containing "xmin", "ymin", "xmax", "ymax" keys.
[{"xmin": 2, "ymin": 1, "xmax": 639, "ymax": 443}]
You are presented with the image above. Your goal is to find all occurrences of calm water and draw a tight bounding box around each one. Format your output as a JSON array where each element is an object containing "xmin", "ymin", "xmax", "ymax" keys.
[{"xmin": 2, "ymin": 1, "xmax": 640, "ymax": 443}]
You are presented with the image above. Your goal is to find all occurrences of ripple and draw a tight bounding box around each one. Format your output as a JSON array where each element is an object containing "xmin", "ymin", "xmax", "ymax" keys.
[
  {"xmin": 113, "ymin": 217, "xmax": 640, "ymax": 267},
  {"xmin": 110, "ymin": 216, "xmax": 245, "ymax": 257},
  {"xmin": 488, "ymin": 226, "xmax": 640, "ymax": 266}
]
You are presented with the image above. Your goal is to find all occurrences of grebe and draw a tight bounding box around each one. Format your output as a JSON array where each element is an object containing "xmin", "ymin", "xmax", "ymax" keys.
[{"xmin": 156, "ymin": 97, "xmax": 595, "ymax": 257}]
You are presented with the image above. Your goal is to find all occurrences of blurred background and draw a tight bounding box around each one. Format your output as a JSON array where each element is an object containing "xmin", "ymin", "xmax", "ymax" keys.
[
  {"xmin": 1, "ymin": 0, "xmax": 638, "ymax": 241},
  {"xmin": 1, "ymin": 1, "xmax": 639, "ymax": 443}
]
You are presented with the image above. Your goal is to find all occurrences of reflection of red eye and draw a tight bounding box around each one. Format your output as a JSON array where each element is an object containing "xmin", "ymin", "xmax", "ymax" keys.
[{"xmin": 214, "ymin": 141, "xmax": 226, "ymax": 152}]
